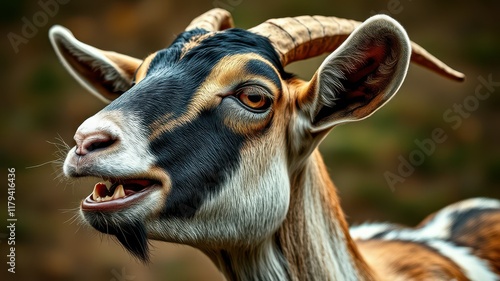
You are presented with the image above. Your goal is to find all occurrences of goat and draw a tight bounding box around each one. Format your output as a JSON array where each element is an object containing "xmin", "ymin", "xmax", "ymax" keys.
[{"xmin": 49, "ymin": 8, "xmax": 500, "ymax": 281}]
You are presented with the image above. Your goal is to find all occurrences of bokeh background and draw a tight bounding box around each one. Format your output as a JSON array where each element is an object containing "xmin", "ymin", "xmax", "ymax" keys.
[{"xmin": 1, "ymin": 0, "xmax": 499, "ymax": 280}]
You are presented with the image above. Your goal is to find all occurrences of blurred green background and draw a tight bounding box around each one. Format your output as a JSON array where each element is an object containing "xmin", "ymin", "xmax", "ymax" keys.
[{"xmin": 0, "ymin": 0, "xmax": 499, "ymax": 280}]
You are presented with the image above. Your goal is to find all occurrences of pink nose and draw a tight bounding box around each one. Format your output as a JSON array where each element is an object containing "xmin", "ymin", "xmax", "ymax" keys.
[{"xmin": 74, "ymin": 131, "xmax": 116, "ymax": 156}]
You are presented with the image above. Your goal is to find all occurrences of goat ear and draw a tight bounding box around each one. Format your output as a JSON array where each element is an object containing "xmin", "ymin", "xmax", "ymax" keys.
[
  {"xmin": 301, "ymin": 15, "xmax": 411, "ymax": 133},
  {"xmin": 49, "ymin": 25, "xmax": 142, "ymax": 103}
]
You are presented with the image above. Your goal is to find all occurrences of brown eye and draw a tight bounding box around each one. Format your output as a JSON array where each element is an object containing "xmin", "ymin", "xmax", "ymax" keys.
[{"xmin": 236, "ymin": 87, "xmax": 271, "ymax": 112}]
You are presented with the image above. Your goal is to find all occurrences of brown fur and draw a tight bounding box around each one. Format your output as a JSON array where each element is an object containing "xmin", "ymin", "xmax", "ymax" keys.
[
  {"xmin": 449, "ymin": 211, "xmax": 500, "ymax": 275},
  {"xmin": 316, "ymin": 152, "xmax": 377, "ymax": 281},
  {"xmin": 278, "ymin": 150, "xmax": 376, "ymax": 281},
  {"xmin": 356, "ymin": 239, "xmax": 470, "ymax": 280}
]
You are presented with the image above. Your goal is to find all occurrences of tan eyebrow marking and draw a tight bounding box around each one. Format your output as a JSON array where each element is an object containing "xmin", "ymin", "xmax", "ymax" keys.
[{"xmin": 149, "ymin": 53, "xmax": 281, "ymax": 140}]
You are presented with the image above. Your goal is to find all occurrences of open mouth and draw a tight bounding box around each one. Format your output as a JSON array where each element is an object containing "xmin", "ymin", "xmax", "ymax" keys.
[{"xmin": 81, "ymin": 178, "xmax": 161, "ymax": 211}]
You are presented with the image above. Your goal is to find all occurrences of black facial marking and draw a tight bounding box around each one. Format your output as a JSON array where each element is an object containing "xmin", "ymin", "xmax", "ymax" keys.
[{"xmin": 151, "ymin": 108, "xmax": 245, "ymax": 219}]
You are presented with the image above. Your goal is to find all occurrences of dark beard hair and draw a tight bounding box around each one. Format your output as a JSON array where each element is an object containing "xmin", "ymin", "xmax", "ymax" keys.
[
  {"xmin": 84, "ymin": 212, "xmax": 150, "ymax": 262},
  {"xmin": 114, "ymin": 219, "xmax": 149, "ymax": 262}
]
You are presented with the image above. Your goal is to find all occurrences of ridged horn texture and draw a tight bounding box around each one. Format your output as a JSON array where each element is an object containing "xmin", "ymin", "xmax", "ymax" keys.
[
  {"xmin": 249, "ymin": 16, "xmax": 465, "ymax": 82},
  {"xmin": 185, "ymin": 8, "xmax": 234, "ymax": 32}
]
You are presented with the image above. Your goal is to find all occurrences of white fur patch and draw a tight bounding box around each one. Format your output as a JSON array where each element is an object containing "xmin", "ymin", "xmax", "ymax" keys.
[
  {"xmin": 426, "ymin": 240, "xmax": 497, "ymax": 281},
  {"xmin": 351, "ymin": 198, "xmax": 500, "ymax": 281},
  {"xmin": 439, "ymin": 197, "xmax": 500, "ymax": 212},
  {"xmin": 349, "ymin": 222, "xmax": 400, "ymax": 240},
  {"xmin": 63, "ymin": 111, "xmax": 155, "ymax": 177},
  {"xmin": 352, "ymin": 198, "xmax": 500, "ymax": 242}
]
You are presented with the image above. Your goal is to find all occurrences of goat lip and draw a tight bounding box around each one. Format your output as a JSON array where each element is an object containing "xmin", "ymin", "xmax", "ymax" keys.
[{"xmin": 81, "ymin": 182, "xmax": 160, "ymax": 212}]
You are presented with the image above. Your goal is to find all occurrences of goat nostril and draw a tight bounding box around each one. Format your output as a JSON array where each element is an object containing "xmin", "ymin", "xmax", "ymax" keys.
[
  {"xmin": 87, "ymin": 138, "xmax": 115, "ymax": 152},
  {"xmin": 75, "ymin": 133, "xmax": 117, "ymax": 156}
]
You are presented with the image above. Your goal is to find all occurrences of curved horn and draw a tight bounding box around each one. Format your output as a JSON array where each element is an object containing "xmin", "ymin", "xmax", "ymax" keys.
[
  {"xmin": 249, "ymin": 16, "xmax": 465, "ymax": 82},
  {"xmin": 185, "ymin": 8, "xmax": 234, "ymax": 32}
]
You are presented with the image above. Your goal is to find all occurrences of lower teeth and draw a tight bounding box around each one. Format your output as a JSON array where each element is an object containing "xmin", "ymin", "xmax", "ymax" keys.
[{"xmin": 92, "ymin": 183, "xmax": 126, "ymax": 202}]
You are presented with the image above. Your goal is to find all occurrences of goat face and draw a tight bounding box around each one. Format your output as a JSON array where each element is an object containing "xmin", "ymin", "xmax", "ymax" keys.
[
  {"xmin": 53, "ymin": 27, "xmax": 296, "ymax": 260},
  {"xmin": 50, "ymin": 10, "xmax": 462, "ymax": 261}
]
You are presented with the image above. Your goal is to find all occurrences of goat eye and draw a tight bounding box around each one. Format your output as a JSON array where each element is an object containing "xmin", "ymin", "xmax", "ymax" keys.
[{"xmin": 236, "ymin": 87, "xmax": 271, "ymax": 112}]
